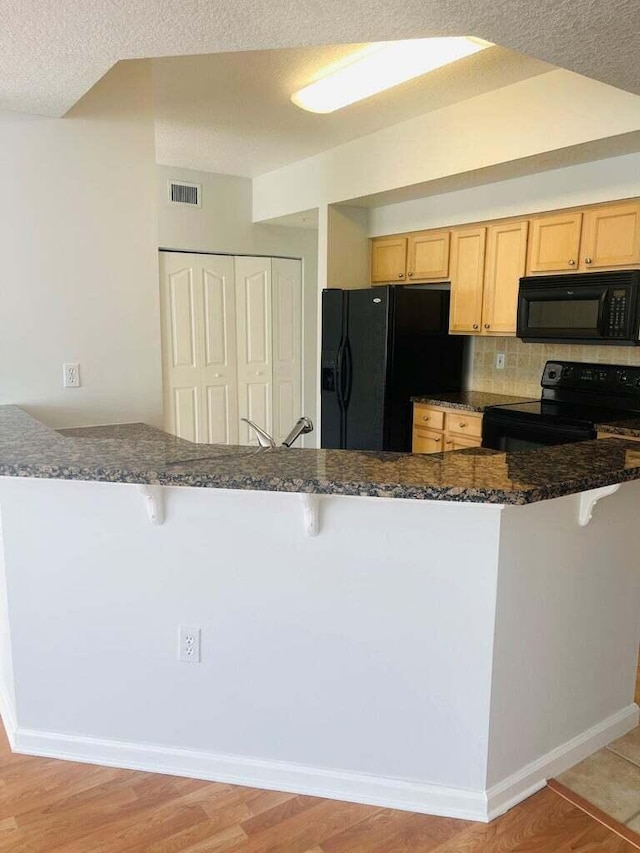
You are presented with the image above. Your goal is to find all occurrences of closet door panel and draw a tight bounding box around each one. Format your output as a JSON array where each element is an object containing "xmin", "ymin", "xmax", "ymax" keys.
[
  {"xmin": 235, "ymin": 257, "xmax": 273, "ymax": 445},
  {"xmin": 201, "ymin": 257, "xmax": 238, "ymax": 444},
  {"xmin": 173, "ymin": 386, "xmax": 199, "ymax": 443},
  {"xmin": 206, "ymin": 385, "xmax": 232, "ymax": 444},
  {"xmin": 272, "ymin": 258, "xmax": 302, "ymax": 444},
  {"xmin": 160, "ymin": 252, "xmax": 205, "ymax": 440},
  {"xmin": 168, "ymin": 266, "xmax": 197, "ymax": 368},
  {"xmin": 161, "ymin": 252, "xmax": 238, "ymax": 444}
]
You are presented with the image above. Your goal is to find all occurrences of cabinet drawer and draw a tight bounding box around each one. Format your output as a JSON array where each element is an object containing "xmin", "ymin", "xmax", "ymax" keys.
[
  {"xmin": 412, "ymin": 427, "xmax": 445, "ymax": 454},
  {"xmin": 413, "ymin": 405, "xmax": 445, "ymax": 431},
  {"xmin": 598, "ymin": 431, "xmax": 640, "ymax": 442},
  {"xmin": 444, "ymin": 411, "xmax": 483, "ymax": 439},
  {"xmin": 445, "ymin": 435, "xmax": 482, "ymax": 450}
]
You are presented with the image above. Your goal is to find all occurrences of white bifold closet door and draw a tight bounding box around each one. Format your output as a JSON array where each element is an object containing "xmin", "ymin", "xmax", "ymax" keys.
[
  {"xmin": 160, "ymin": 252, "xmax": 238, "ymax": 444},
  {"xmin": 160, "ymin": 252, "xmax": 302, "ymax": 446}
]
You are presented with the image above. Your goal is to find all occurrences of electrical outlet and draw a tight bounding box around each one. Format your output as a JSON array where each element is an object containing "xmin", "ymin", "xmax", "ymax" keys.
[
  {"xmin": 496, "ymin": 353, "xmax": 505, "ymax": 370},
  {"xmin": 178, "ymin": 626, "xmax": 201, "ymax": 663},
  {"xmin": 63, "ymin": 362, "xmax": 81, "ymax": 388}
]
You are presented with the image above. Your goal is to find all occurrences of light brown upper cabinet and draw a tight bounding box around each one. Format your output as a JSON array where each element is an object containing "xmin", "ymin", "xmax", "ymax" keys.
[
  {"xmin": 370, "ymin": 237, "xmax": 407, "ymax": 284},
  {"xmin": 527, "ymin": 202, "xmax": 640, "ymax": 274},
  {"xmin": 449, "ymin": 227, "xmax": 486, "ymax": 333},
  {"xmin": 406, "ymin": 230, "xmax": 450, "ymax": 281},
  {"xmin": 580, "ymin": 202, "xmax": 640, "ymax": 269},
  {"xmin": 481, "ymin": 220, "xmax": 529, "ymax": 335},
  {"xmin": 527, "ymin": 212, "xmax": 583, "ymax": 273}
]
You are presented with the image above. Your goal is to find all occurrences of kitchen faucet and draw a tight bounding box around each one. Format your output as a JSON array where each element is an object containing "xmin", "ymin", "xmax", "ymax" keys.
[{"xmin": 241, "ymin": 417, "xmax": 313, "ymax": 448}]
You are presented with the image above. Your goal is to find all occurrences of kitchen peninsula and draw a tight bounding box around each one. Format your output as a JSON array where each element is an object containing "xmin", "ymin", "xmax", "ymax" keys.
[{"xmin": 0, "ymin": 405, "xmax": 638, "ymax": 823}]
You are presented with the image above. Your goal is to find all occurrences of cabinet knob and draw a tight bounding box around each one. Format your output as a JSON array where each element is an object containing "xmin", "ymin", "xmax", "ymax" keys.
[
  {"xmin": 473, "ymin": 324, "xmax": 479, "ymax": 329},
  {"xmin": 445, "ymin": 440, "xmax": 452, "ymax": 446},
  {"xmin": 568, "ymin": 259, "xmax": 576, "ymax": 266},
  {"xmin": 422, "ymin": 415, "xmax": 430, "ymax": 422},
  {"xmin": 407, "ymin": 271, "xmax": 414, "ymax": 277},
  {"xmin": 484, "ymin": 323, "xmax": 490, "ymax": 329},
  {"xmin": 214, "ymin": 373, "xmax": 221, "ymax": 378},
  {"xmin": 434, "ymin": 437, "xmax": 441, "ymax": 442},
  {"xmin": 398, "ymin": 273, "xmax": 404, "ymax": 279},
  {"xmin": 459, "ymin": 422, "xmax": 467, "ymax": 429},
  {"xmin": 585, "ymin": 257, "xmax": 592, "ymax": 265}
]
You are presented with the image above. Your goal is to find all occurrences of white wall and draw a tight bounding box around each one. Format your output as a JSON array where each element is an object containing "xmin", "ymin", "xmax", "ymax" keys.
[
  {"xmin": 1, "ymin": 476, "xmax": 503, "ymax": 818},
  {"xmin": 0, "ymin": 507, "xmax": 16, "ymax": 736},
  {"xmin": 252, "ymin": 70, "xmax": 640, "ymax": 222},
  {"xmin": 0, "ymin": 61, "xmax": 162, "ymax": 428},
  {"xmin": 487, "ymin": 486, "xmax": 640, "ymax": 790},
  {"xmin": 369, "ymin": 152, "xmax": 640, "ymax": 236},
  {"xmin": 156, "ymin": 165, "xmax": 319, "ymax": 442}
]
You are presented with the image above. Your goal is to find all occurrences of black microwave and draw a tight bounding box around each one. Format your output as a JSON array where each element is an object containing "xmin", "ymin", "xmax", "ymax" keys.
[{"xmin": 517, "ymin": 270, "xmax": 640, "ymax": 345}]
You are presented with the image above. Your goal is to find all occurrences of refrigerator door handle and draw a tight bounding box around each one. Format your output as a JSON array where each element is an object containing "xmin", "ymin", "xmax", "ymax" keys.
[
  {"xmin": 335, "ymin": 340, "xmax": 346, "ymax": 408},
  {"xmin": 342, "ymin": 340, "xmax": 353, "ymax": 407}
]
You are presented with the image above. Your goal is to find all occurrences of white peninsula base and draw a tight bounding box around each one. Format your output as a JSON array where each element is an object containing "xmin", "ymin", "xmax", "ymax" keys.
[{"xmin": 0, "ymin": 476, "xmax": 638, "ymax": 822}]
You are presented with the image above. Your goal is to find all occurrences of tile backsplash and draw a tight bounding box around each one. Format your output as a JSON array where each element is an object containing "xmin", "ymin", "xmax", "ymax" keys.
[{"xmin": 469, "ymin": 337, "xmax": 640, "ymax": 397}]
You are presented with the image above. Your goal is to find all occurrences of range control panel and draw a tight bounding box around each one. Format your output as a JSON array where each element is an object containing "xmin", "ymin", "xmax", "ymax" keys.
[{"xmin": 542, "ymin": 361, "xmax": 640, "ymax": 396}]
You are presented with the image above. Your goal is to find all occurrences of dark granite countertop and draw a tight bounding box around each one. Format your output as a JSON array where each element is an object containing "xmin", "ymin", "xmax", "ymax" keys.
[
  {"xmin": 2, "ymin": 405, "xmax": 640, "ymax": 505},
  {"xmin": 411, "ymin": 390, "xmax": 537, "ymax": 412}
]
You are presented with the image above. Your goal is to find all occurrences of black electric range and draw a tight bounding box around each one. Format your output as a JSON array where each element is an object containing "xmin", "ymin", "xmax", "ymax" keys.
[{"xmin": 482, "ymin": 361, "xmax": 640, "ymax": 452}]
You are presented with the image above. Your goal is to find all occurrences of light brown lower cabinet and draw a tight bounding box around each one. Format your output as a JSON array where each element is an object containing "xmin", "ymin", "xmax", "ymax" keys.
[
  {"xmin": 597, "ymin": 432, "xmax": 640, "ymax": 442},
  {"xmin": 413, "ymin": 403, "xmax": 483, "ymax": 454}
]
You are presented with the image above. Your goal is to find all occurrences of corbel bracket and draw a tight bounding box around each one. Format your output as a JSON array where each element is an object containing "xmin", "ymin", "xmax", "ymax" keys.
[
  {"xmin": 578, "ymin": 484, "xmax": 620, "ymax": 527},
  {"xmin": 138, "ymin": 485, "xmax": 165, "ymax": 525},
  {"xmin": 300, "ymin": 493, "xmax": 320, "ymax": 537}
]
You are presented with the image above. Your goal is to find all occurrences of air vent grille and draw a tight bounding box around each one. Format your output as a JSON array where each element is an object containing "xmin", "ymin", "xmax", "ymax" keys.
[{"xmin": 168, "ymin": 181, "xmax": 201, "ymax": 206}]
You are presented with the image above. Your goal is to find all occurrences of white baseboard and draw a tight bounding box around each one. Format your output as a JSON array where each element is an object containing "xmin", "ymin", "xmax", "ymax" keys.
[
  {"xmin": 487, "ymin": 702, "xmax": 639, "ymax": 820},
  {"xmin": 13, "ymin": 726, "xmax": 489, "ymax": 822},
  {"xmin": 0, "ymin": 676, "xmax": 16, "ymax": 750},
  {"xmin": 11, "ymin": 702, "xmax": 638, "ymax": 825}
]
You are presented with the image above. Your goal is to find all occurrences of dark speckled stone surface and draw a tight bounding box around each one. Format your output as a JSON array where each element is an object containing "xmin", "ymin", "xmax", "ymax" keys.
[
  {"xmin": 3, "ymin": 405, "xmax": 640, "ymax": 505},
  {"xmin": 411, "ymin": 391, "xmax": 537, "ymax": 412}
]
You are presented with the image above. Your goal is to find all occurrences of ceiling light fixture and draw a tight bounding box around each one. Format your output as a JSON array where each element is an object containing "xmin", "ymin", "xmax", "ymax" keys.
[{"xmin": 291, "ymin": 37, "xmax": 492, "ymax": 114}]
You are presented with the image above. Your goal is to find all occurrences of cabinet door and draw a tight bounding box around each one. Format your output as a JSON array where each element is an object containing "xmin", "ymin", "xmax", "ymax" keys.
[
  {"xmin": 580, "ymin": 202, "xmax": 640, "ymax": 269},
  {"xmin": 527, "ymin": 212, "xmax": 582, "ymax": 273},
  {"xmin": 271, "ymin": 258, "xmax": 302, "ymax": 445},
  {"xmin": 407, "ymin": 231, "xmax": 450, "ymax": 281},
  {"xmin": 412, "ymin": 427, "xmax": 445, "ymax": 454},
  {"xmin": 370, "ymin": 237, "xmax": 407, "ymax": 284},
  {"xmin": 449, "ymin": 228, "xmax": 486, "ymax": 333},
  {"xmin": 235, "ymin": 257, "xmax": 273, "ymax": 446},
  {"xmin": 482, "ymin": 221, "xmax": 528, "ymax": 335}
]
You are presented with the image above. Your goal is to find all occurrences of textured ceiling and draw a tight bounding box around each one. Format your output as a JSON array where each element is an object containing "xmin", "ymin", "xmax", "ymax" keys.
[
  {"xmin": 2, "ymin": 0, "xmax": 640, "ymax": 118},
  {"xmin": 152, "ymin": 45, "xmax": 553, "ymax": 177}
]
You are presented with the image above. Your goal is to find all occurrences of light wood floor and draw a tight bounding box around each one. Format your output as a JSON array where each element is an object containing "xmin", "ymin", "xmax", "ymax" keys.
[{"xmin": 1, "ymin": 716, "xmax": 638, "ymax": 853}]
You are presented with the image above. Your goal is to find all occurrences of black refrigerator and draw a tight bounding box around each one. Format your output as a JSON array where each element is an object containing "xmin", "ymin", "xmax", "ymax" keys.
[{"xmin": 321, "ymin": 286, "xmax": 466, "ymax": 452}]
